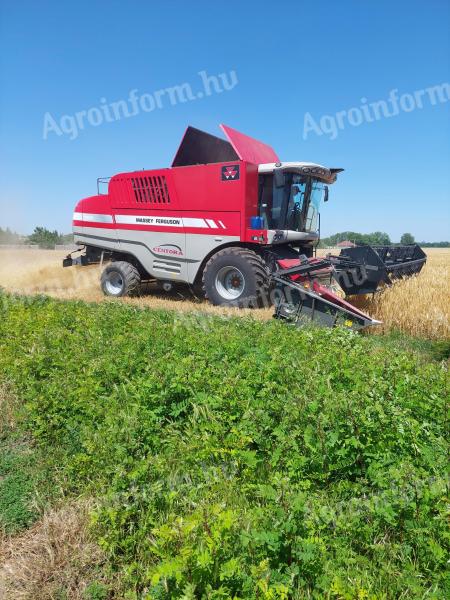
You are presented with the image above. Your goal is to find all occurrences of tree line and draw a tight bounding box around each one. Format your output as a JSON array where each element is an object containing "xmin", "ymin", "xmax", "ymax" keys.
[
  {"xmin": 0, "ymin": 226, "xmax": 73, "ymax": 248},
  {"xmin": 319, "ymin": 231, "xmax": 449, "ymax": 248}
]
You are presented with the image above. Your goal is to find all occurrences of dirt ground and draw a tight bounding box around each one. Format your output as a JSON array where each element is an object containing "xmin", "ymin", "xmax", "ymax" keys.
[{"xmin": 1, "ymin": 247, "xmax": 449, "ymax": 337}]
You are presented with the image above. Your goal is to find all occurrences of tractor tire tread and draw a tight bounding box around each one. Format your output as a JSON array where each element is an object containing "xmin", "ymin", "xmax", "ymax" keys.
[
  {"xmin": 101, "ymin": 261, "xmax": 141, "ymax": 297},
  {"xmin": 202, "ymin": 247, "xmax": 269, "ymax": 307}
]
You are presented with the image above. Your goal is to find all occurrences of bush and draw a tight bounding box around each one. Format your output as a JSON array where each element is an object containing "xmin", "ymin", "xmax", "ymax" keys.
[
  {"xmin": 0, "ymin": 293, "xmax": 448, "ymax": 598},
  {"xmin": 27, "ymin": 226, "xmax": 63, "ymax": 249}
]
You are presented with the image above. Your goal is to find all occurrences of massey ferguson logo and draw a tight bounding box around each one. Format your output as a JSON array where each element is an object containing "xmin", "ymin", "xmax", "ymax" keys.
[
  {"xmin": 221, "ymin": 164, "xmax": 240, "ymax": 181},
  {"xmin": 152, "ymin": 244, "xmax": 183, "ymax": 257}
]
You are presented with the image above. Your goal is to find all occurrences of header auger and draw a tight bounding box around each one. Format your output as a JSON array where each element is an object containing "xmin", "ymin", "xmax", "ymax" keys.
[{"xmin": 65, "ymin": 124, "xmax": 426, "ymax": 330}]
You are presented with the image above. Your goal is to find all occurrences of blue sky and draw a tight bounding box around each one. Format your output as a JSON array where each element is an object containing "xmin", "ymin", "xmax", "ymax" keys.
[{"xmin": 0, "ymin": 0, "xmax": 449, "ymax": 241}]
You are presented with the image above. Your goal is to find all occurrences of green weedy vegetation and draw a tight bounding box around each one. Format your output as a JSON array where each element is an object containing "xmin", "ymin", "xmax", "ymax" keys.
[
  {"xmin": 0, "ymin": 440, "xmax": 37, "ymax": 533},
  {"xmin": 0, "ymin": 292, "xmax": 448, "ymax": 599}
]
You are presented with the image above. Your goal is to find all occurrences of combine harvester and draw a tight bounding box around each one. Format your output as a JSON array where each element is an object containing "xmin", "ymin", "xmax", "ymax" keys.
[{"xmin": 64, "ymin": 125, "xmax": 426, "ymax": 330}]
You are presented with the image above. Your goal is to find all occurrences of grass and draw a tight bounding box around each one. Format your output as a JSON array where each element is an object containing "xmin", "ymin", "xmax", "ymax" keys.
[
  {"xmin": 0, "ymin": 500, "xmax": 108, "ymax": 600},
  {"xmin": 0, "ymin": 386, "xmax": 38, "ymax": 535},
  {"xmin": 0, "ymin": 442, "xmax": 38, "ymax": 534},
  {"xmin": 0, "ymin": 292, "xmax": 448, "ymax": 599},
  {"xmin": 363, "ymin": 329, "xmax": 450, "ymax": 363}
]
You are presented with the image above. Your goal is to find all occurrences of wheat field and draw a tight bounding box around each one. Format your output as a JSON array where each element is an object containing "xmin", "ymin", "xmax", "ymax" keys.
[
  {"xmin": 347, "ymin": 249, "xmax": 450, "ymax": 339},
  {"xmin": 1, "ymin": 247, "xmax": 449, "ymax": 339}
]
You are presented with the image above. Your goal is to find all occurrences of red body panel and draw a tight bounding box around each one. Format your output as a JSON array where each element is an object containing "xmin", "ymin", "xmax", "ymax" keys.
[
  {"xmin": 74, "ymin": 161, "xmax": 261, "ymax": 241},
  {"xmin": 73, "ymin": 195, "xmax": 116, "ymax": 230},
  {"xmin": 277, "ymin": 258, "xmax": 332, "ymax": 280},
  {"xmin": 220, "ymin": 124, "xmax": 280, "ymax": 164},
  {"xmin": 277, "ymin": 258, "xmax": 375, "ymax": 321}
]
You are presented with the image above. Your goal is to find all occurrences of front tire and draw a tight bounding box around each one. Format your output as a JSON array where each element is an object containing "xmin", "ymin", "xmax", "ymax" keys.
[
  {"xmin": 100, "ymin": 261, "xmax": 141, "ymax": 297},
  {"xmin": 202, "ymin": 247, "xmax": 269, "ymax": 307}
]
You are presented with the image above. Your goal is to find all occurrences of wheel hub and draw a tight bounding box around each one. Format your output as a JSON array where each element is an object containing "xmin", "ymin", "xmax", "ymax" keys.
[
  {"xmin": 105, "ymin": 271, "xmax": 124, "ymax": 295},
  {"xmin": 215, "ymin": 266, "xmax": 245, "ymax": 300}
]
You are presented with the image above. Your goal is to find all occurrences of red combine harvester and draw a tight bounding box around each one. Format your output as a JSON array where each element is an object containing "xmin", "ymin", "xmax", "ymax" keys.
[{"xmin": 64, "ymin": 125, "xmax": 426, "ymax": 330}]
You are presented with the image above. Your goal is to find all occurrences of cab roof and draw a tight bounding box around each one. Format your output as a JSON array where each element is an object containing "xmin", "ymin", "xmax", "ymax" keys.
[{"xmin": 259, "ymin": 162, "xmax": 344, "ymax": 184}]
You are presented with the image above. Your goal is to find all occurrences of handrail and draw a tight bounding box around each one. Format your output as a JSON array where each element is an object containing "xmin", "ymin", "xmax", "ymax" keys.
[{"xmin": 97, "ymin": 177, "xmax": 111, "ymax": 195}]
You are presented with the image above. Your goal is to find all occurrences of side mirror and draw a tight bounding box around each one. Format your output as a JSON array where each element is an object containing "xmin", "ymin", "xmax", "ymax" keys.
[
  {"xmin": 324, "ymin": 186, "xmax": 329, "ymax": 202},
  {"xmin": 274, "ymin": 168, "xmax": 285, "ymax": 188}
]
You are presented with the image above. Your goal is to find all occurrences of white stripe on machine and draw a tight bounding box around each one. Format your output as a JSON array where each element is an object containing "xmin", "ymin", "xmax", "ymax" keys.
[
  {"xmin": 115, "ymin": 215, "xmax": 226, "ymax": 229},
  {"xmin": 73, "ymin": 212, "xmax": 114, "ymax": 223},
  {"xmin": 182, "ymin": 217, "xmax": 210, "ymax": 228},
  {"xmin": 115, "ymin": 214, "xmax": 183, "ymax": 227},
  {"xmin": 74, "ymin": 213, "xmax": 227, "ymax": 229},
  {"xmin": 206, "ymin": 219, "xmax": 226, "ymax": 229}
]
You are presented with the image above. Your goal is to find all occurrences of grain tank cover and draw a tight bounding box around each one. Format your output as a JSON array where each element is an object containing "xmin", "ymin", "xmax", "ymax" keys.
[
  {"xmin": 171, "ymin": 124, "xmax": 280, "ymax": 167},
  {"xmin": 172, "ymin": 126, "xmax": 239, "ymax": 167},
  {"xmin": 220, "ymin": 124, "xmax": 280, "ymax": 165}
]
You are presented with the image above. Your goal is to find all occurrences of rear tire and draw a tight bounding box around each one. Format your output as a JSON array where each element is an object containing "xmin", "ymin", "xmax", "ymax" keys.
[
  {"xmin": 202, "ymin": 247, "xmax": 269, "ymax": 307},
  {"xmin": 100, "ymin": 261, "xmax": 141, "ymax": 297}
]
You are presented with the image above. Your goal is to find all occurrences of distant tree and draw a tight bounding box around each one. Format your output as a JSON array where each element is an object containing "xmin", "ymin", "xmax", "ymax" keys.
[
  {"xmin": 400, "ymin": 233, "xmax": 415, "ymax": 245},
  {"xmin": 60, "ymin": 232, "xmax": 74, "ymax": 244},
  {"xmin": 27, "ymin": 226, "xmax": 62, "ymax": 249},
  {"xmin": 369, "ymin": 231, "xmax": 391, "ymax": 245},
  {"xmin": 321, "ymin": 231, "xmax": 391, "ymax": 247},
  {"xmin": 321, "ymin": 232, "xmax": 449, "ymax": 248},
  {"xmin": 0, "ymin": 226, "xmax": 22, "ymax": 244},
  {"xmin": 419, "ymin": 241, "xmax": 449, "ymax": 248}
]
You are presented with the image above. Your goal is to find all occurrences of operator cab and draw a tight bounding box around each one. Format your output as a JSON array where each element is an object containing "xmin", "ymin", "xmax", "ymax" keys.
[{"xmin": 258, "ymin": 162, "xmax": 343, "ymax": 245}]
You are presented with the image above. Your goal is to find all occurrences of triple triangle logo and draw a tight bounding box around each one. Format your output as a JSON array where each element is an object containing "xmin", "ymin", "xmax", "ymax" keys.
[{"xmin": 221, "ymin": 164, "xmax": 240, "ymax": 181}]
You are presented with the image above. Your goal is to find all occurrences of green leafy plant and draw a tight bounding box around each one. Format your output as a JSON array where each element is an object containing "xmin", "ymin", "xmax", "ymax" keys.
[
  {"xmin": 0, "ymin": 292, "xmax": 448, "ymax": 598},
  {"xmin": 0, "ymin": 444, "xmax": 37, "ymax": 533}
]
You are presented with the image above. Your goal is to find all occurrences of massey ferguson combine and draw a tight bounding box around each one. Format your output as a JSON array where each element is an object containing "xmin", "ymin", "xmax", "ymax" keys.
[{"xmin": 64, "ymin": 124, "xmax": 426, "ymax": 330}]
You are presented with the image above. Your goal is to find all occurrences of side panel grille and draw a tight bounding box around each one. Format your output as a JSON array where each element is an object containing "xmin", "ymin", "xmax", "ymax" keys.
[
  {"xmin": 153, "ymin": 260, "xmax": 181, "ymax": 274},
  {"xmin": 131, "ymin": 175, "xmax": 171, "ymax": 204}
]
